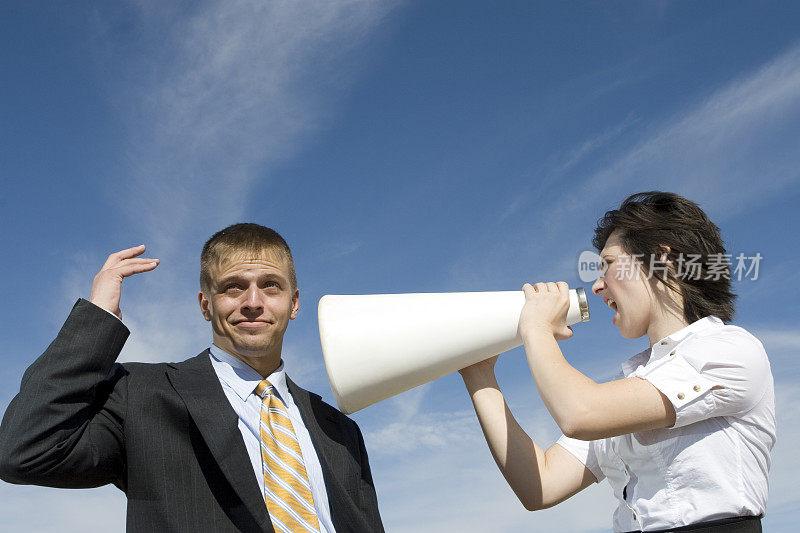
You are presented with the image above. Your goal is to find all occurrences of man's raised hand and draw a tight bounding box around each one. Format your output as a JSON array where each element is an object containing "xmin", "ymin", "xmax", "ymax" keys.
[{"xmin": 89, "ymin": 245, "xmax": 159, "ymax": 318}]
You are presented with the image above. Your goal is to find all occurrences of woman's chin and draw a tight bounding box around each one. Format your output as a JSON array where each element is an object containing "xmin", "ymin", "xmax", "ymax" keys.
[
  {"xmin": 618, "ymin": 323, "xmax": 648, "ymax": 340},
  {"xmin": 613, "ymin": 312, "xmax": 631, "ymax": 336},
  {"xmin": 614, "ymin": 318, "xmax": 636, "ymax": 339}
]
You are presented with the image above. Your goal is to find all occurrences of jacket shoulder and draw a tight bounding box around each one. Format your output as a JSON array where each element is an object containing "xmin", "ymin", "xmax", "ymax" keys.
[
  {"xmin": 287, "ymin": 378, "xmax": 361, "ymax": 431},
  {"xmin": 118, "ymin": 350, "xmax": 211, "ymax": 381}
]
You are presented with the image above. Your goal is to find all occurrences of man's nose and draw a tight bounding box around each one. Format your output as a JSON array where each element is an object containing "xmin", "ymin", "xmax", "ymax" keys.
[{"xmin": 242, "ymin": 285, "xmax": 264, "ymax": 311}]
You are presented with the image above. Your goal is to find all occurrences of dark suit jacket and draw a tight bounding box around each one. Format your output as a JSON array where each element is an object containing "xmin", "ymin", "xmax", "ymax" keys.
[{"xmin": 0, "ymin": 299, "xmax": 384, "ymax": 532}]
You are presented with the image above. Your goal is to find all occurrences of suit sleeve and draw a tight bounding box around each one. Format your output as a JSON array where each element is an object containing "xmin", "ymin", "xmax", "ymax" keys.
[
  {"xmin": 0, "ymin": 299, "xmax": 130, "ymax": 490},
  {"xmin": 354, "ymin": 423, "xmax": 385, "ymax": 532}
]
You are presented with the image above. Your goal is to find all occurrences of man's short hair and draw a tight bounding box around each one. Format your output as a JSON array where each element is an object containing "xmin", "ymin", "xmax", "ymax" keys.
[
  {"xmin": 593, "ymin": 191, "xmax": 736, "ymax": 323},
  {"xmin": 200, "ymin": 223, "xmax": 297, "ymax": 292}
]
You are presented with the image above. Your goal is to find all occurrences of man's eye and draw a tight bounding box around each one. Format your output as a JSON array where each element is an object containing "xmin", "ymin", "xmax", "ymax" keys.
[{"xmin": 225, "ymin": 285, "xmax": 243, "ymax": 293}]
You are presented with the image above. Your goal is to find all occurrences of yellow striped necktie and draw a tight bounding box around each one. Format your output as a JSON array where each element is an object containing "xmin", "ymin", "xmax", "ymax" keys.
[{"xmin": 255, "ymin": 379, "xmax": 321, "ymax": 533}]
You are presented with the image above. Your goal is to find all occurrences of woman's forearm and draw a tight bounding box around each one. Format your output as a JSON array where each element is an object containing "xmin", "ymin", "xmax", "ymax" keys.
[
  {"xmin": 522, "ymin": 331, "xmax": 675, "ymax": 440},
  {"xmin": 521, "ymin": 331, "xmax": 599, "ymax": 438},
  {"xmin": 461, "ymin": 368, "xmax": 550, "ymax": 510}
]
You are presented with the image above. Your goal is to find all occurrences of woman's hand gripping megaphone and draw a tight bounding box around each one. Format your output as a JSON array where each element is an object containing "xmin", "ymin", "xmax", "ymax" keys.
[{"xmin": 519, "ymin": 281, "xmax": 575, "ymax": 342}]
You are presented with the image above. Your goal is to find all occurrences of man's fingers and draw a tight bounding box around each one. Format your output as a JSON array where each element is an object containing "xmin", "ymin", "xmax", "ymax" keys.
[
  {"xmin": 97, "ymin": 258, "xmax": 159, "ymax": 276},
  {"xmin": 109, "ymin": 259, "xmax": 159, "ymax": 278},
  {"xmin": 119, "ymin": 257, "xmax": 159, "ymax": 265},
  {"xmin": 101, "ymin": 245, "xmax": 147, "ymax": 270}
]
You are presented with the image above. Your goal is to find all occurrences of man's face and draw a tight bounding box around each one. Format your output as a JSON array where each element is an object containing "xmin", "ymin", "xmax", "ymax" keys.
[{"xmin": 198, "ymin": 249, "xmax": 298, "ymax": 364}]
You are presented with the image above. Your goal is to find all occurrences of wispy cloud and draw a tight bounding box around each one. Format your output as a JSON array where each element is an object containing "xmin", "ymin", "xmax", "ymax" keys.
[
  {"xmin": 367, "ymin": 407, "xmax": 480, "ymax": 455},
  {"xmin": 548, "ymin": 116, "xmax": 639, "ymax": 179},
  {"xmin": 748, "ymin": 325, "xmax": 800, "ymax": 375},
  {"xmin": 0, "ymin": 483, "xmax": 126, "ymax": 533},
  {"xmin": 765, "ymin": 384, "xmax": 800, "ymax": 515},
  {"xmin": 500, "ymin": 115, "xmax": 638, "ymax": 221},
  {"xmin": 366, "ymin": 400, "xmax": 614, "ymax": 532},
  {"xmin": 61, "ymin": 1, "xmax": 400, "ymax": 363},
  {"xmin": 363, "ymin": 379, "xmax": 799, "ymax": 532},
  {"xmin": 308, "ymin": 240, "xmax": 363, "ymax": 266},
  {"xmin": 97, "ymin": 0, "xmax": 399, "ymax": 248},
  {"xmin": 560, "ymin": 40, "xmax": 800, "ymax": 220},
  {"xmin": 756, "ymin": 329, "xmax": 800, "ymax": 351},
  {"xmin": 6, "ymin": 381, "xmax": 796, "ymax": 532},
  {"xmin": 451, "ymin": 40, "xmax": 800, "ymax": 289}
]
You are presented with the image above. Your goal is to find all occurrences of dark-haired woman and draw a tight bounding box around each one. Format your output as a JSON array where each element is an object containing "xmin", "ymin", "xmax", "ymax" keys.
[{"xmin": 460, "ymin": 192, "xmax": 775, "ymax": 532}]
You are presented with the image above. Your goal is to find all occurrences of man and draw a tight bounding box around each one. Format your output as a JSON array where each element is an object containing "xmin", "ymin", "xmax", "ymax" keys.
[{"xmin": 0, "ymin": 224, "xmax": 384, "ymax": 533}]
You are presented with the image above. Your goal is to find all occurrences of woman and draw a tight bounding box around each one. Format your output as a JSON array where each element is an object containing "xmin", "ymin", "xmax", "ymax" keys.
[{"xmin": 460, "ymin": 191, "xmax": 775, "ymax": 532}]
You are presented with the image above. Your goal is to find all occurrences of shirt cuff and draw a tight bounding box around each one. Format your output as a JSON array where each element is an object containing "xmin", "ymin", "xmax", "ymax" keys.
[
  {"xmin": 88, "ymin": 301, "xmax": 124, "ymax": 324},
  {"xmin": 637, "ymin": 352, "xmax": 718, "ymax": 428},
  {"xmin": 556, "ymin": 434, "xmax": 604, "ymax": 482}
]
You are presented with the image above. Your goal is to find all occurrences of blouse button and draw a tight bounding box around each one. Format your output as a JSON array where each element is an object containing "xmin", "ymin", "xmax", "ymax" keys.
[
  {"xmin": 670, "ymin": 350, "xmax": 676, "ymax": 356},
  {"xmin": 694, "ymin": 385, "xmax": 701, "ymax": 392},
  {"xmin": 633, "ymin": 512, "xmax": 637, "ymax": 520},
  {"xmin": 677, "ymin": 392, "xmax": 685, "ymax": 400},
  {"xmin": 660, "ymin": 341, "xmax": 668, "ymax": 345}
]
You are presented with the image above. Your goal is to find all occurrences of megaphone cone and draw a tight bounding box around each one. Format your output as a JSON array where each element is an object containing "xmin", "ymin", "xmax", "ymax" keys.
[{"xmin": 319, "ymin": 288, "xmax": 589, "ymax": 414}]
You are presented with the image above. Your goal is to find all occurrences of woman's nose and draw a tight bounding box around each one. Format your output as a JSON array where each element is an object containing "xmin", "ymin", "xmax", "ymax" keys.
[{"xmin": 591, "ymin": 276, "xmax": 605, "ymax": 295}]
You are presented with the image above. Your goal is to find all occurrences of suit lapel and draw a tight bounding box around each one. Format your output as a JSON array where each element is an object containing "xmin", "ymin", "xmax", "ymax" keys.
[
  {"xmin": 167, "ymin": 351, "xmax": 272, "ymax": 532},
  {"xmin": 287, "ymin": 377, "xmax": 353, "ymax": 531}
]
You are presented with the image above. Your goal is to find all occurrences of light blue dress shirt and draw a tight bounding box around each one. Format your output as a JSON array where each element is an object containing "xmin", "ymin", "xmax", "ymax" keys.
[{"xmin": 208, "ymin": 345, "xmax": 335, "ymax": 532}]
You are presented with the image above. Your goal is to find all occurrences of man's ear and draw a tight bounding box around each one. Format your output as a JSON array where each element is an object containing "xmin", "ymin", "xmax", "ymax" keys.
[
  {"xmin": 198, "ymin": 291, "xmax": 212, "ymax": 321},
  {"xmin": 290, "ymin": 288, "xmax": 300, "ymax": 320}
]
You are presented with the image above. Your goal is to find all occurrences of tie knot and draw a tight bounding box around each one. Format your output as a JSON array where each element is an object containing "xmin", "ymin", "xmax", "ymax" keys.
[{"xmin": 254, "ymin": 379, "xmax": 275, "ymax": 399}]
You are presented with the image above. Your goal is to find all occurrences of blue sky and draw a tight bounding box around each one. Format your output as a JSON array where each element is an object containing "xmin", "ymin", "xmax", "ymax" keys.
[{"xmin": 2, "ymin": 1, "xmax": 800, "ymax": 531}]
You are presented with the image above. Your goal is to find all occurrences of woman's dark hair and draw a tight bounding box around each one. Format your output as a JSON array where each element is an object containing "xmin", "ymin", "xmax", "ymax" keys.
[{"xmin": 593, "ymin": 191, "xmax": 736, "ymax": 323}]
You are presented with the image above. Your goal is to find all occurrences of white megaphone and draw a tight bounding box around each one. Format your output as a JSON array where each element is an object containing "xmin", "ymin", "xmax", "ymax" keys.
[{"xmin": 318, "ymin": 288, "xmax": 590, "ymax": 414}]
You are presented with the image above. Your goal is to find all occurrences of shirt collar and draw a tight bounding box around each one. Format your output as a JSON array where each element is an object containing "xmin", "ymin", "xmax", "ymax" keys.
[
  {"xmin": 655, "ymin": 315, "xmax": 723, "ymax": 346},
  {"xmin": 208, "ymin": 344, "xmax": 289, "ymax": 403},
  {"xmin": 654, "ymin": 315, "xmax": 723, "ymax": 346},
  {"xmin": 620, "ymin": 316, "xmax": 723, "ymax": 375}
]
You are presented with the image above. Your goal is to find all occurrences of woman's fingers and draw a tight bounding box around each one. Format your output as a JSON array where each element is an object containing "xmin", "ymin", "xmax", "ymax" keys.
[
  {"xmin": 555, "ymin": 325, "xmax": 574, "ymax": 341},
  {"xmin": 522, "ymin": 282, "xmax": 534, "ymax": 296},
  {"xmin": 525, "ymin": 281, "xmax": 570, "ymax": 295}
]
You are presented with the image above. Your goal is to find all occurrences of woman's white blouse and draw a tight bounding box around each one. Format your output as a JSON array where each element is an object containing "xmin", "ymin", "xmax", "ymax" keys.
[{"xmin": 557, "ymin": 316, "xmax": 776, "ymax": 532}]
